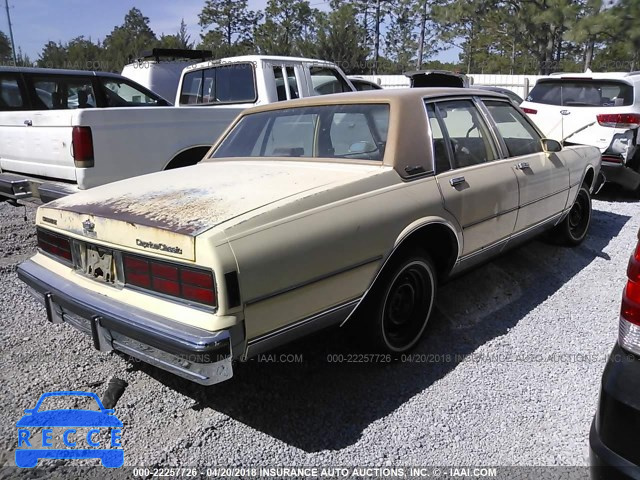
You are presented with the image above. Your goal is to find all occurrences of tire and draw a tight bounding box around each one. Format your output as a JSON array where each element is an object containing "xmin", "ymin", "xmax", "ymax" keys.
[
  {"xmin": 552, "ymin": 185, "xmax": 592, "ymax": 246},
  {"xmin": 367, "ymin": 252, "xmax": 437, "ymax": 353}
]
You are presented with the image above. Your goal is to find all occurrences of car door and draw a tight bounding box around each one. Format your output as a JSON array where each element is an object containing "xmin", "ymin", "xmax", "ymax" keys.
[
  {"xmin": 482, "ymin": 99, "xmax": 570, "ymax": 232},
  {"xmin": 427, "ymin": 99, "xmax": 519, "ymax": 257}
]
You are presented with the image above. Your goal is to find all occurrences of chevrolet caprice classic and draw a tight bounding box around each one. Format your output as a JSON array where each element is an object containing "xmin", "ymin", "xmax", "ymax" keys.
[{"xmin": 18, "ymin": 89, "xmax": 602, "ymax": 385}]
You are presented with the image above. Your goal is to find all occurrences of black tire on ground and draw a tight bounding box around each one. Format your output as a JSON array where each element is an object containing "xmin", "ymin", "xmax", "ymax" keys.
[
  {"xmin": 551, "ymin": 185, "xmax": 592, "ymax": 246},
  {"xmin": 366, "ymin": 251, "xmax": 437, "ymax": 353}
]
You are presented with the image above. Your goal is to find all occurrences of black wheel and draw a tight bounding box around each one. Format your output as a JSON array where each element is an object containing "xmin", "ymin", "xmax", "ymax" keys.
[
  {"xmin": 368, "ymin": 252, "xmax": 436, "ymax": 353},
  {"xmin": 552, "ymin": 185, "xmax": 591, "ymax": 246}
]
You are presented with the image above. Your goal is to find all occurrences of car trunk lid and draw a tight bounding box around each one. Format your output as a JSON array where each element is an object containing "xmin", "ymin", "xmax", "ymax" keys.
[{"xmin": 38, "ymin": 160, "xmax": 387, "ymax": 261}]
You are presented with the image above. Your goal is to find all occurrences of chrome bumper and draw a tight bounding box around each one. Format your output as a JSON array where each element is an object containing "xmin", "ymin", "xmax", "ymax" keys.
[
  {"xmin": 0, "ymin": 172, "xmax": 79, "ymax": 203},
  {"xmin": 601, "ymin": 161, "xmax": 640, "ymax": 191},
  {"xmin": 18, "ymin": 259, "xmax": 237, "ymax": 386}
]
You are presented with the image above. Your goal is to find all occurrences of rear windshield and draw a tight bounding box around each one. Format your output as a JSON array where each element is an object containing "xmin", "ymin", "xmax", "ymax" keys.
[
  {"xmin": 212, "ymin": 104, "xmax": 390, "ymax": 162},
  {"xmin": 180, "ymin": 63, "xmax": 256, "ymax": 105},
  {"xmin": 526, "ymin": 79, "xmax": 634, "ymax": 107}
]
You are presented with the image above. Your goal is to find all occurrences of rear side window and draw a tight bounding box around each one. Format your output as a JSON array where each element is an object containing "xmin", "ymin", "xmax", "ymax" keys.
[
  {"xmin": 0, "ymin": 75, "xmax": 25, "ymax": 110},
  {"xmin": 180, "ymin": 64, "xmax": 256, "ymax": 105},
  {"xmin": 31, "ymin": 76, "xmax": 96, "ymax": 110},
  {"xmin": 527, "ymin": 80, "xmax": 634, "ymax": 107},
  {"xmin": 425, "ymin": 103, "xmax": 452, "ymax": 173},
  {"xmin": 484, "ymin": 100, "xmax": 543, "ymax": 157}
]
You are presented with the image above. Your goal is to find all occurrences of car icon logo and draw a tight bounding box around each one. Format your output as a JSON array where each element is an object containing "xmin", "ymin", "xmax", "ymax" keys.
[
  {"xmin": 15, "ymin": 391, "xmax": 124, "ymax": 468},
  {"xmin": 560, "ymin": 110, "xmax": 571, "ymax": 115}
]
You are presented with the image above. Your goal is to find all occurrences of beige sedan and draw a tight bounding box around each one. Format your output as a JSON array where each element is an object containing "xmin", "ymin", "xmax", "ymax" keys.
[{"xmin": 18, "ymin": 88, "xmax": 602, "ymax": 385}]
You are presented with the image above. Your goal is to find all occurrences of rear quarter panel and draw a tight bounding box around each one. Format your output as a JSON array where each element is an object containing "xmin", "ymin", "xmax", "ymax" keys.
[{"xmin": 215, "ymin": 172, "xmax": 458, "ymax": 340}]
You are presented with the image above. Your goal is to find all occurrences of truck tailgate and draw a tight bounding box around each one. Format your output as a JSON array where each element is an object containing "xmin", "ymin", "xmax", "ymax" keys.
[{"xmin": 0, "ymin": 110, "xmax": 77, "ymax": 181}]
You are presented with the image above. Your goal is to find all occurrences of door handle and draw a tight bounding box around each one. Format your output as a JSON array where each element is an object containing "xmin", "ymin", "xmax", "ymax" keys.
[
  {"xmin": 24, "ymin": 119, "xmax": 32, "ymax": 126},
  {"xmin": 449, "ymin": 176, "xmax": 465, "ymax": 187},
  {"xmin": 515, "ymin": 162, "xmax": 530, "ymax": 170}
]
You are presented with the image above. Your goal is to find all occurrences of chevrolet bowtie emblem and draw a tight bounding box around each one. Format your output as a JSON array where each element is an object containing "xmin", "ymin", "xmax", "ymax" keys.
[{"xmin": 82, "ymin": 219, "xmax": 95, "ymax": 235}]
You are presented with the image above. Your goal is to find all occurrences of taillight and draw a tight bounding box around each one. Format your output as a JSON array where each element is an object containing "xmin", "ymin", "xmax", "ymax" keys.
[
  {"xmin": 619, "ymin": 236, "xmax": 640, "ymax": 356},
  {"xmin": 37, "ymin": 228, "xmax": 72, "ymax": 263},
  {"xmin": 123, "ymin": 254, "xmax": 216, "ymax": 307},
  {"xmin": 522, "ymin": 107, "xmax": 537, "ymax": 114},
  {"xmin": 72, "ymin": 126, "xmax": 94, "ymax": 168},
  {"xmin": 596, "ymin": 113, "xmax": 640, "ymax": 129}
]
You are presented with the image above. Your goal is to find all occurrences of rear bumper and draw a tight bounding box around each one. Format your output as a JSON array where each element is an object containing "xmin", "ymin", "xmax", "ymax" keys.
[
  {"xmin": 589, "ymin": 344, "xmax": 640, "ymax": 479},
  {"xmin": 0, "ymin": 172, "xmax": 79, "ymax": 203},
  {"xmin": 17, "ymin": 259, "xmax": 240, "ymax": 385},
  {"xmin": 601, "ymin": 162, "xmax": 640, "ymax": 191}
]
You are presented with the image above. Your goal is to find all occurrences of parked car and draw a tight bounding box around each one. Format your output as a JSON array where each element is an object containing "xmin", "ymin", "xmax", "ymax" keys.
[
  {"xmin": 478, "ymin": 85, "xmax": 524, "ymax": 105},
  {"xmin": 348, "ymin": 77, "xmax": 383, "ymax": 91},
  {"xmin": 404, "ymin": 70, "xmax": 524, "ymax": 104},
  {"xmin": 0, "ymin": 58, "xmax": 355, "ymax": 203},
  {"xmin": 18, "ymin": 88, "xmax": 601, "ymax": 386},
  {"xmin": 590, "ymin": 227, "xmax": 640, "ymax": 479},
  {"xmin": 121, "ymin": 48, "xmax": 213, "ymax": 102},
  {"xmin": 520, "ymin": 71, "xmax": 640, "ymax": 193}
]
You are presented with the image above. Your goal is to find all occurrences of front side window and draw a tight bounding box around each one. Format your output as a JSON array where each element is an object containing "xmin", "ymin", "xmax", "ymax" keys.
[
  {"xmin": 526, "ymin": 80, "xmax": 634, "ymax": 107},
  {"xmin": 213, "ymin": 104, "xmax": 389, "ymax": 162},
  {"xmin": 310, "ymin": 67, "xmax": 351, "ymax": 95},
  {"xmin": 100, "ymin": 78, "xmax": 163, "ymax": 107},
  {"xmin": 31, "ymin": 76, "xmax": 95, "ymax": 109},
  {"xmin": 0, "ymin": 75, "xmax": 25, "ymax": 109},
  {"xmin": 484, "ymin": 100, "xmax": 543, "ymax": 157},
  {"xmin": 434, "ymin": 99, "xmax": 497, "ymax": 168},
  {"xmin": 180, "ymin": 63, "xmax": 256, "ymax": 105}
]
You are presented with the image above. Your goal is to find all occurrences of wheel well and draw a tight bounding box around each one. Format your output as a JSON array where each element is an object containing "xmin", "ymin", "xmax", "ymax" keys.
[
  {"xmin": 349, "ymin": 222, "xmax": 458, "ymax": 325},
  {"xmin": 583, "ymin": 167, "xmax": 595, "ymax": 191},
  {"xmin": 164, "ymin": 146, "xmax": 211, "ymax": 170},
  {"xmin": 393, "ymin": 223, "xmax": 459, "ymax": 280}
]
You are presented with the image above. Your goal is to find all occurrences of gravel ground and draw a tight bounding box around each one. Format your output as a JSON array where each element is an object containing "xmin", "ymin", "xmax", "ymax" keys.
[{"xmin": 0, "ymin": 186, "xmax": 638, "ymax": 475}]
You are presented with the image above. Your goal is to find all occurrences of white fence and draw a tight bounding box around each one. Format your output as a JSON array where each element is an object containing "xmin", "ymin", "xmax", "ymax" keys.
[{"xmin": 358, "ymin": 74, "xmax": 545, "ymax": 99}]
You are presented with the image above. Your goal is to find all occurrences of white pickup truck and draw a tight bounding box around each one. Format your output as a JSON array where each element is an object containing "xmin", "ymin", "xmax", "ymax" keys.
[{"xmin": 0, "ymin": 56, "xmax": 355, "ymax": 203}]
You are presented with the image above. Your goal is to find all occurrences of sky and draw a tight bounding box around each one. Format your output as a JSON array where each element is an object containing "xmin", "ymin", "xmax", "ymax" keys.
[{"xmin": 1, "ymin": 0, "xmax": 459, "ymax": 65}]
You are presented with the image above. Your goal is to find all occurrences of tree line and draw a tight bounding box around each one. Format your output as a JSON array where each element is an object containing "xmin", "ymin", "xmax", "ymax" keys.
[{"xmin": 1, "ymin": 0, "xmax": 638, "ymax": 76}]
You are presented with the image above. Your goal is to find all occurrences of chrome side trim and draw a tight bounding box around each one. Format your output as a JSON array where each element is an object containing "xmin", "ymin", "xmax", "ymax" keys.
[
  {"xmin": 518, "ymin": 185, "xmax": 570, "ymax": 209},
  {"xmin": 457, "ymin": 211, "xmax": 562, "ymax": 264},
  {"xmin": 244, "ymin": 298, "xmax": 360, "ymax": 359},
  {"xmin": 244, "ymin": 255, "xmax": 382, "ymax": 306},
  {"xmin": 462, "ymin": 206, "xmax": 519, "ymax": 229}
]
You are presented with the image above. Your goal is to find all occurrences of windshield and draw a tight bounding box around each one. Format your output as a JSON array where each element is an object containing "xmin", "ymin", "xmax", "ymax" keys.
[
  {"xmin": 526, "ymin": 79, "xmax": 634, "ymax": 107},
  {"xmin": 212, "ymin": 104, "xmax": 390, "ymax": 161}
]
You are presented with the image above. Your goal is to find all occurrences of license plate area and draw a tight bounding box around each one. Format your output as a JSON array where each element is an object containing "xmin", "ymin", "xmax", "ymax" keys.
[{"xmin": 72, "ymin": 241, "xmax": 121, "ymax": 287}]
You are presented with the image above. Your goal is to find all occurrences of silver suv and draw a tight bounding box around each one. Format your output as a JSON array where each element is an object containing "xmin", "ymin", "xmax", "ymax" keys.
[{"xmin": 520, "ymin": 71, "xmax": 640, "ymax": 193}]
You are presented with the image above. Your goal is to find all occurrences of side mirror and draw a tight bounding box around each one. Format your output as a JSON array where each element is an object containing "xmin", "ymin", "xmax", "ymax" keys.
[{"xmin": 541, "ymin": 138, "xmax": 562, "ymax": 153}]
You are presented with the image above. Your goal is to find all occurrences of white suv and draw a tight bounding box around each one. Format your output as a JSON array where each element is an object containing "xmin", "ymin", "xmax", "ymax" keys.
[{"xmin": 520, "ymin": 71, "xmax": 640, "ymax": 193}]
